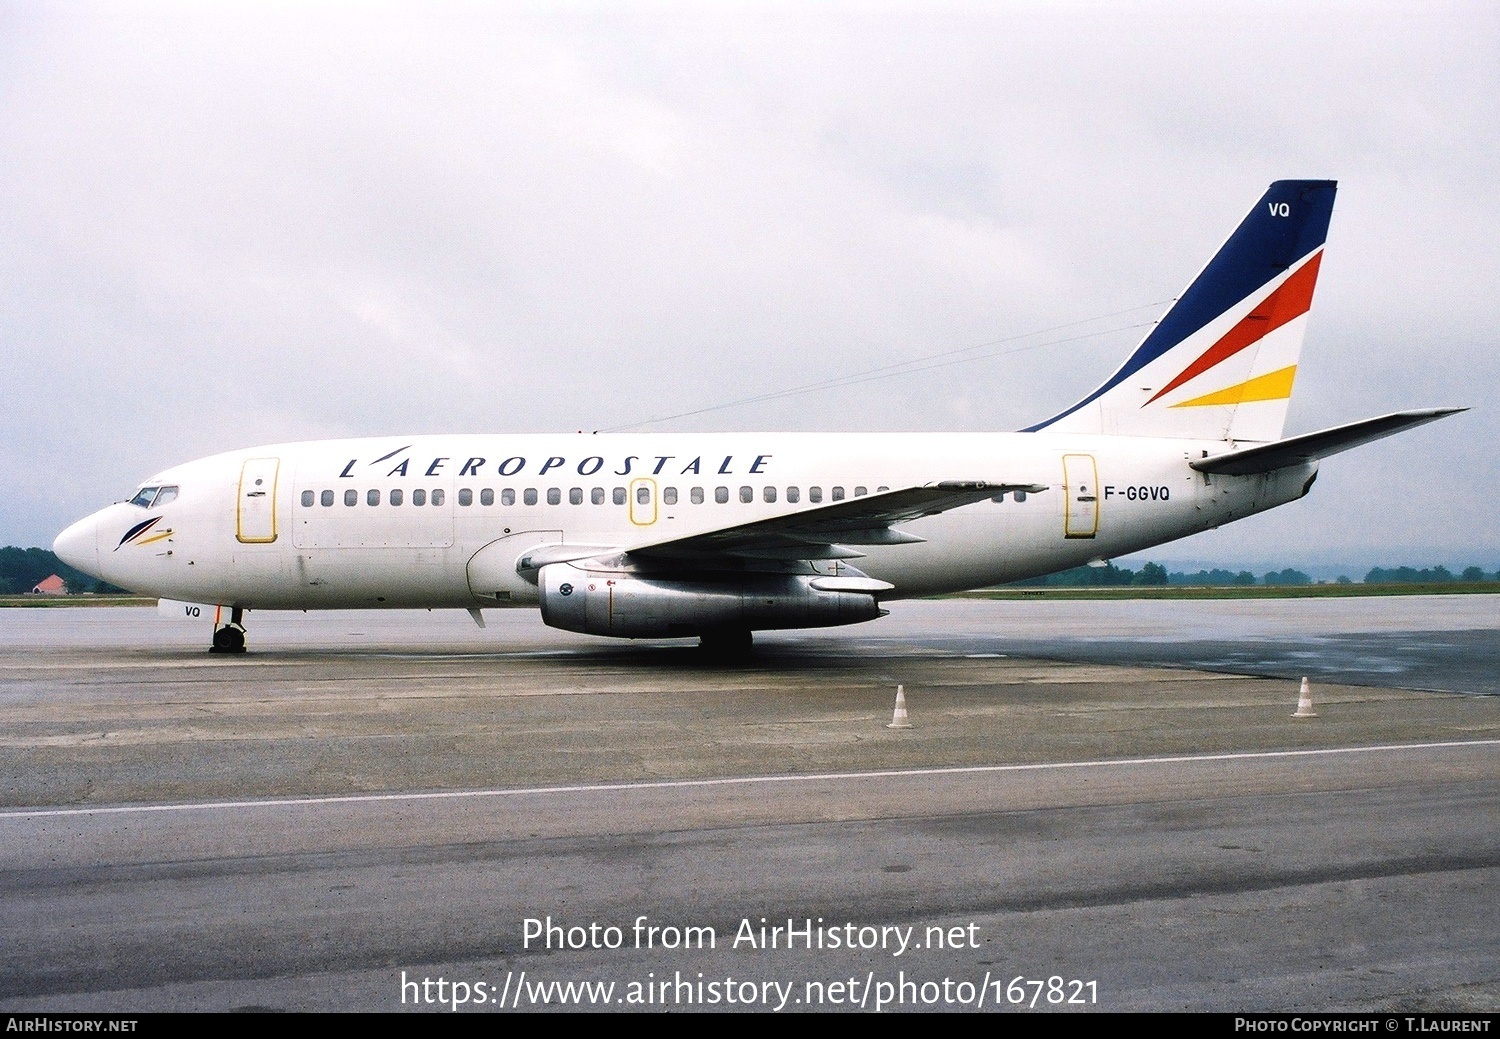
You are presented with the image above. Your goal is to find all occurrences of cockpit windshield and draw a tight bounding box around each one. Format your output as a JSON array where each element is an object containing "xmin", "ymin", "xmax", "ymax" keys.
[{"xmin": 127, "ymin": 485, "xmax": 179, "ymax": 508}]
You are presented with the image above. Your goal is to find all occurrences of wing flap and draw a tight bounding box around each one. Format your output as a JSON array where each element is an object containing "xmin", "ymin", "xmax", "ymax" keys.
[{"xmin": 626, "ymin": 481, "xmax": 1045, "ymax": 562}]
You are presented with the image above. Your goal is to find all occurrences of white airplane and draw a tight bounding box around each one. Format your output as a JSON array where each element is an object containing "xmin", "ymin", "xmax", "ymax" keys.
[{"xmin": 54, "ymin": 180, "xmax": 1462, "ymax": 654}]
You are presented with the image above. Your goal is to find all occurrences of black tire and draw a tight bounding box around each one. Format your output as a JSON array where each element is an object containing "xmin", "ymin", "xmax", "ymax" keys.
[
  {"xmin": 210, "ymin": 625, "xmax": 246, "ymax": 653},
  {"xmin": 698, "ymin": 627, "xmax": 753, "ymax": 659}
]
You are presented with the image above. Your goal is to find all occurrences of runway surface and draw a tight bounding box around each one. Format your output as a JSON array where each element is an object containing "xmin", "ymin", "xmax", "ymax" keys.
[
  {"xmin": 923, "ymin": 596, "xmax": 1500, "ymax": 695},
  {"xmin": 0, "ymin": 597, "xmax": 1496, "ymax": 1012}
]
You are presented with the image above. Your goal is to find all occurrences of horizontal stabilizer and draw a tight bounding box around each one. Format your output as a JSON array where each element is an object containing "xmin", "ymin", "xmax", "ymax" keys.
[{"xmin": 1191, "ymin": 408, "xmax": 1466, "ymax": 476}]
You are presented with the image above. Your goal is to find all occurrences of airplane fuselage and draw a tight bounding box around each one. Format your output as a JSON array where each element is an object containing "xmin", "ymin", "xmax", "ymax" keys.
[{"xmin": 61, "ymin": 431, "xmax": 1315, "ymax": 613}]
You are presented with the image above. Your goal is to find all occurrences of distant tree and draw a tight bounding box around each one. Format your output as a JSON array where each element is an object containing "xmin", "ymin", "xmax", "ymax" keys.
[
  {"xmin": 1055, "ymin": 563, "xmax": 1136, "ymax": 587},
  {"xmin": 0, "ymin": 546, "xmax": 126, "ymax": 595},
  {"xmin": 1462, "ymin": 566, "xmax": 1487, "ymax": 582},
  {"xmin": 1133, "ymin": 562, "xmax": 1169, "ymax": 586},
  {"xmin": 1367, "ymin": 565, "xmax": 1458, "ymax": 585},
  {"xmin": 1336, "ymin": 575, "xmax": 1352, "ymax": 585},
  {"xmin": 1235, "ymin": 571, "xmax": 1257, "ymax": 586},
  {"xmin": 1263, "ymin": 568, "xmax": 1311, "ymax": 586},
  {"xmin": 1006, "ymin": 562, "xmax": 1138, "ymax": 588},
  {"xmin": 1170, "ymin": 568, "xmax": 1244, "ymax": 586}
]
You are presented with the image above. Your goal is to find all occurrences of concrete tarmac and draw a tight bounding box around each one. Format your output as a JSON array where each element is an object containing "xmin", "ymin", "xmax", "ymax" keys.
[{"xmin": 0, "ymin": 598, "xmax": 1496, "ymax": 1012}]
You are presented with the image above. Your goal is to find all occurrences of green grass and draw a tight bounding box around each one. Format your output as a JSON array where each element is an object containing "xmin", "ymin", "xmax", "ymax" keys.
[
  {"xmin": 948, "ymin": 582, "xmax": 1499, "ymax": 601},
  {"xmin": 0, "ymin": 595, "xmax": 156, "ymax": 608}
]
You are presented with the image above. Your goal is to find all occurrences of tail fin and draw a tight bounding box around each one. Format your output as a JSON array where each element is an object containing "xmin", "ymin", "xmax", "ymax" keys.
[{"xmin": 1026, "ymin": 180, "xmax": 1337, "ymax": 442}]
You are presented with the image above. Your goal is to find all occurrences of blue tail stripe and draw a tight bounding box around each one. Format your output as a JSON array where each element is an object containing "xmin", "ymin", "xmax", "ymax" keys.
[{"xmin": 1025, "ymin": 180, "xmax": 1336, "ymax": 432}]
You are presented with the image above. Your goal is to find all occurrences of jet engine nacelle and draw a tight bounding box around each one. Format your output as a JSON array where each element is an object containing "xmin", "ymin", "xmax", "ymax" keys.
[{"xmin": 537, "ymin": 563, "xmax": 884, "ymax": 638}]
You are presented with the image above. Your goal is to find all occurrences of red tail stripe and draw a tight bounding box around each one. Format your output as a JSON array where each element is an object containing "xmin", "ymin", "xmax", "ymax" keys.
[{"xmin": 1145, "ymin": 250, "xmax": 1322, "ymax": 406}]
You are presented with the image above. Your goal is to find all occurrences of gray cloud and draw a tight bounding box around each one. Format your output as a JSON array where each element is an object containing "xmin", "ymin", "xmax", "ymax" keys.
[{"xmin": 2, "ymin": 2, "xmax": 1495, "ymax": 567}]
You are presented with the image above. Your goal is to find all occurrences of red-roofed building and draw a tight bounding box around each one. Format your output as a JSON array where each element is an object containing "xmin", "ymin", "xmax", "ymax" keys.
[{"xmin": 31, "ymin": 574, "xmax": 68, "ymax": 595}]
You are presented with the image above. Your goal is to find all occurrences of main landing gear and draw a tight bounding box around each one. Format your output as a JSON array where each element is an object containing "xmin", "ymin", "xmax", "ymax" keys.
[
  {"xmin": 210, "ymin": 607, "xmax": 247, "ymax": 654},
  {"xmin": 698, "ymin": 627, "xmax": 753, "ymax": 659}
]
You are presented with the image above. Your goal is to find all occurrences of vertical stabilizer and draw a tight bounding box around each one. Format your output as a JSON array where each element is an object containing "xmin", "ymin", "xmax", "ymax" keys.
[{"xmin": 1027, "ymin": 180, "xmax": 1336, "ymax": 442}]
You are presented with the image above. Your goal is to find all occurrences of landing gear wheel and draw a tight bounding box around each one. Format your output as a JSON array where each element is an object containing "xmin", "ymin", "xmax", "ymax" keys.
[
  {"xmin": 210, "ymin": 624, "xmax": 246, "ymax": 654},
  {"xmin": 698, "ymin": 627, "xmax": 753, "ymax": 659}
]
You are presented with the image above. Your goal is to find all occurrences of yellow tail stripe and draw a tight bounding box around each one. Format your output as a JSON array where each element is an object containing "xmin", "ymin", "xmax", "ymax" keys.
[{"xmin": 1170, "ymin": 365, "xmax": 1298, "ymax": 409}]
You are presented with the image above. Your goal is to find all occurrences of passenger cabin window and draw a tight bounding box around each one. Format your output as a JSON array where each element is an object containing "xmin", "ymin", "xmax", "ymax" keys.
[
  {"xmin": 301, "ymin": 490, "xmax": 315, "ymax": 507},
  {"xmin": 877, "ymin": 485, "xmax": 889, "ymax": 492},
  {"xmin": 716, "ymin": 486, "xmax": 729, "ymax": 503},
  {"xmin": 432, "ymin": 489, "xmax": 445, "ymax": 506},
  {"xmin": 763, "ymin": 486, "xmax": 776, "ymax": 503},
  {"xmin": 613, "ymin": 487, "xmax": 626, "ymax": 505},
  {"xmin": 390, "ymin": 488, "xmax": 404, "ymax": 506},
  {"xmin": 524, "ymin": 488, "xmax": 537, "ymax": 506},
  {"xmin": 321, "ymin": 489, "xmax": 335, "ymax": 507},
  {"xmin": 663, "ymin": 487, "xmax": 678, "ymax": 505},
  {"xmin": 592, "ymin": 487, "xmax": 605, "ymax": 505},
  {"xmin": 368, "ymin": 489, "xmax": 381, "ymax": 506},
  {"xmin": 481, "ymin": 489, "xmax": 494, "ymax": 506},
  {"xmin": 547, "ymin": 488, "xmax": 561, "ymax": 506},
  {"xmin": 739, "ymin": 486, "xmax": 753, "ymax": 503},
  {"xmin": 344, "ymin": 489, "xmax": 357, "ymax": 506},
  {"xmin": 636, "ymin": 486, "xmax": 650, "ymax": 505},
  {"xmin": 458, "ymin": 488, "xmax": 473, "ymax": 506},
  {"xmin": 570, "ymin": 488, "xmax": 583, "ymax": 505},
  {"xmin": 855, "ymin": 486, "xmax": 867, "ymax": 497},
  {"xmin": 691, "ymin": 487, "xmax": 704, "ymax": 504},
  {"xmin": 809, "ymin": 487, "xmax": 823, "ymax": 503},
  {"xmin": 832, "ymin": 486, "xmax": 845, "ymax": 501},
  {"xmin": 787, "ymin": 487, "xmax": 799, "ymax": 503}
]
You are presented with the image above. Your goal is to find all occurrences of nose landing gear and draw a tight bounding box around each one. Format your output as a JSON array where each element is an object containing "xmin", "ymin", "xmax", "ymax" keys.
[{"xmin": 210, "ymin": 607, "xmax": 247, "ymax": 654}]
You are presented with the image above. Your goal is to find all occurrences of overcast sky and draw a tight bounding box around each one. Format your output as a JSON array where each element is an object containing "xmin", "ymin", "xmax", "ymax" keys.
[{"xmin": 2, "ymin": 2, "xmax": 1496, "ymax": 572}]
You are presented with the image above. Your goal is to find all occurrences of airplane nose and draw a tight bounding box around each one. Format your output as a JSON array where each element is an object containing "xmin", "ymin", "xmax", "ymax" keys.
[{"xmin": 54, "ymin": 515, "xmax": 101, "ymax": 578}]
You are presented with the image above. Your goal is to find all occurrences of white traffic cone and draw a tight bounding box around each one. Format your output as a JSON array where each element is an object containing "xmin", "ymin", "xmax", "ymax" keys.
[
  {"xmin": 1292, "ymin": 676, "xmax": 1318, "ymax": 718},
  {"xmin": 887, "ymin": 685, "xmax": 913, "ymax": 729}
]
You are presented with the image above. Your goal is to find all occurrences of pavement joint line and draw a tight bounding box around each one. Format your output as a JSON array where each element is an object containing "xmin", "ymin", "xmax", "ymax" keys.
[{"xmin": 3, "ymin": 738, "xmax": 1495, "ymax": 821}]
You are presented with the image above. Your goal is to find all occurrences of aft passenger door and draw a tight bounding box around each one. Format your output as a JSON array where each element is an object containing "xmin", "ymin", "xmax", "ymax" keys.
[{"xmin": 1062, "ymin": 454, "xmax": 1099, "ymax": 539}]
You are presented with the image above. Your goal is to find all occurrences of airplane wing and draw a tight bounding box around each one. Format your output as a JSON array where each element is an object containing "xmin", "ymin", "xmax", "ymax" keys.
[
  {"xmin": 1191, "ymin": 408, "xmax": 1466, "ymax": 476},
  {"xmin": 621, "ymin": 481, "xmax": 1046, "ymax": 563}
]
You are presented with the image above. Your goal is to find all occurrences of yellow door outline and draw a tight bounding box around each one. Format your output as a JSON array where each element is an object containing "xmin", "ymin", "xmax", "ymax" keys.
[
  {"xmin": 1063, "ymin": 453, "xmax": 1099, "ymax": 539},
  {"xmin": 237, "ymin": 458, "xmax": 280, "ymax": 544},
  {"xmin": 629, "ymin": 478, "xmax": 658, "ymax": 526}
]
